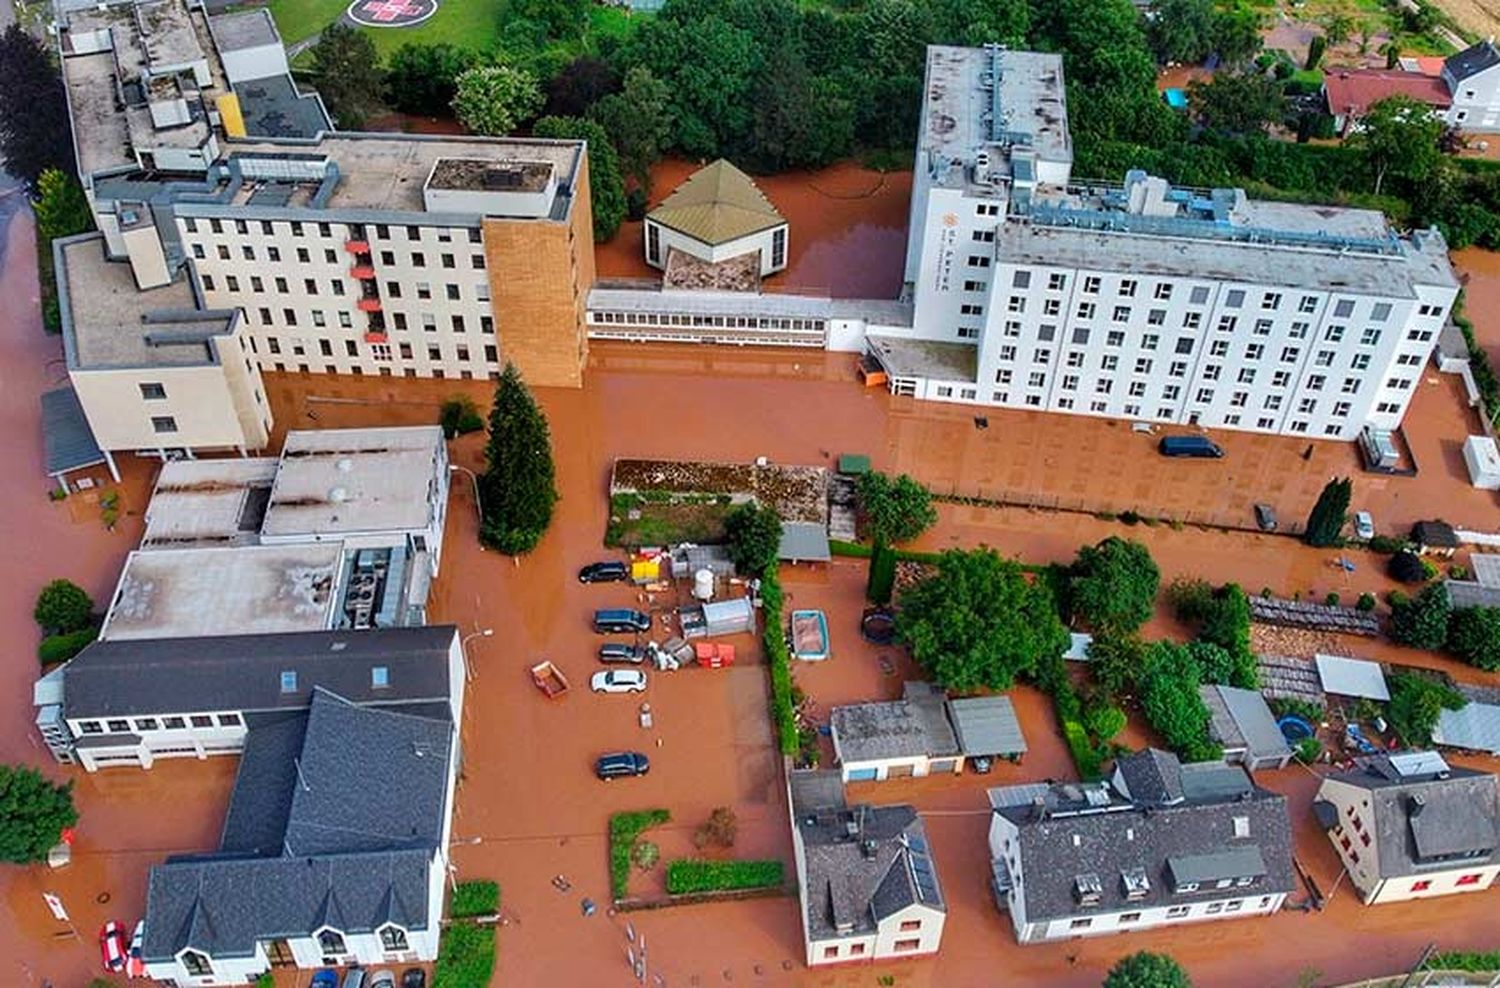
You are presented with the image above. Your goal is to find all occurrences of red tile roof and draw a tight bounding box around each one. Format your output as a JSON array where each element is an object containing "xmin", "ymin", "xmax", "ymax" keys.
[{"xmin": 1323, "ymin": 69, "xmax": 1452, "ymax": 120}]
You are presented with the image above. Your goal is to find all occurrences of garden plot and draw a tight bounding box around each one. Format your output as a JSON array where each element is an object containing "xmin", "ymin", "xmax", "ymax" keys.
[{"xmin": 607, "ymin": 458, "xmax": 828, "ymax": 547}]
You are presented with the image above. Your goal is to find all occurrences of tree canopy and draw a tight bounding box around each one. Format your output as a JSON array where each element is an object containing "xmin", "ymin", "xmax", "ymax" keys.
[
  {"xmin": 308, "ymin": 25, "xmax": 384, "ymax": 129},
  {"xmin": 1446, "ymin": 606, "xmax": 1500, "ymax": 671},
  {"xmin": 1103, "ymin": 952, "xmax": 1193, "ymax": 988},
  {"xmin": 1351, "ymin": 95, "xmax": 1444, "ymax": 196},
  {"xmin": 479, "ymin": 363, "xmax": 558, "ymax": 554},
  {"xmin": 1386, "ymin": 671, "xmax": 1465, "ymax": 747},
  {"xmin": 1138, "ymin": 641, "xmax": 1221, "ymax": 762},
  {"xmin": 453, "ymin": 63, "xmax": 544, "ymax": 136},
  {"xmin": 0, "ymin": 765, "xmax": 77, "ymax": 864},
  {"xmin": 1188, "ymin": 73, "xmax": 1284, "ymax": 135},
  {"xmin": 1304, "ymin": 477, "xmax": 1352, "ymax": 547},
  {"xmin": 34, "ymin": 170, "xmax": 92, "ymax": 244},
  {"xmin": 590, "ymin": 66, "xmax": 673, "ymax": 192},
  {"xmin": 385, "ymin": 43, "xmax": 476, "ymax": 117},
  {"xmin": 897, "ymin": 549, "xmax": 1068, "ymax": 692},
  {"xmin": 533, "ymin": 116, "xmax": 626, "ymax": 242},
  {"xmin": 1069, "ymin": 537, "xmax": 1160, "ymax": 635},
  {"xmin": 0, "ymin": 25, "xmax": 76, "ymax": 190},
  {"xmin": 723, "ymin": 501, "xmax": 784, "ymax": 575},
  {"xmin": 856, "ymin": 472, "xmax": 936, "ymax": 547},
  {"xmin": 1145, "ymin": 0, "xmax": 1257, "ymax": 67},
  {"xmin": 1389, "ymin": 582, "xmax": 1451, "ymax": 650},
  {"xmin": 545, "ymin": 56, "xmax": 619, "ymax": 118},
  {"xmin": 34, "ymin": 579, "xmax": 93, "ymax": 635}
]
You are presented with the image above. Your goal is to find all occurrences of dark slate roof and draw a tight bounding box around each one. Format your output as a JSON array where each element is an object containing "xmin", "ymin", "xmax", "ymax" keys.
[
  {"xmin": 63, "ymin": 625, "xmax": 457, "ymax": 719},
  {"xmin": 1322, "ymin": 752, "xmax": 1500, "ymax": 878},
  {"xmin": 797, "ymin": 804, "xmax": 945, "ymax": 941},
  {"xmin": 141, "ymin": 691, "xmax": 454, "ymax": 962},
  {"xmin": 234, "ymin": 74, "xmax": 331, "ymax": 139},
  {"xmin": 830, "ymin": 682, "xmax": 958, "ymax": 762},
  {"xmin": 992, "ymin": 751, "xmax": 1294, "ymax": 922},
  {"xmin": 1446, "ymin": 40, "xmax": 1500, "ymax": 82},
  {"xmin": 142, "ymin": 848, "xmax": 433, "ymax": 961},
  {"xmin": 1113, "ymin": 749, "xmax": 1186, "ymax": 805},
  {"xmin": 789, "ymin": 769, "xmax": 846, "ymax": 817},
  {"xmin": 1411, "ymin": 520, "xmax": 1459, "ymax": 548},
  {"xmin": 40, "ymin": 386, "xmax": 105, "ymax": 476}
]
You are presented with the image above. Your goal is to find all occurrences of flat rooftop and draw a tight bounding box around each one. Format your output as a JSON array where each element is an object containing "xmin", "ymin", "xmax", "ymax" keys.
[
  {"xmin": 866, "ymin": 333, "xmax": 980, "ymax": 382},
  {"xmin": 919, "ymin": 46, "xmax": 1071, "ymax": 189},
  {"xmin": 62, "ymin": 53, "xmax": 137, "ymax": 176},
  {"xmin": 229, "ymin": 135, "xmax": 583, "ymax": 214},
  {"xmin": 209, "ymin": 8, "xmax": 279, "ymax": 50},
  {"xmin": 263, "ymin": 426, "xmax": 444, "ymax": 537},
  {"xmin": 100, "ymin": 543, "xmax": 343, "ymax": 640},
  {"xmin": 428, "ymin": 158, "xmax": 554, "ymax": 193},
  {"xmin": 142, "ymin": 458, "xmax": 278, "ymax": 548},
  {"xmin": 59, "ymin": 236, "xmax": 233, "ymax": 370}
]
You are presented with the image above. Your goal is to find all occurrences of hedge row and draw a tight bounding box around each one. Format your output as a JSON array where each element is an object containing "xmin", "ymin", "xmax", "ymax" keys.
[
  {"xmin": 433, "ymin": 921, "xmax": 495, "ymax": 988},
  {"xmin": 1035, "ymin": 653, "xmax": 1107, "ymax": 781},
  {"xmin": 760, "ymin": 569, "xmax": 799, "ymax": 755},
  {"xmin": 610, "ymin": 809, "xmax": 669, "ymax": 900},
  {"xmin": 665, "ymin": 859, "xmax": 784, "ymax": 895},
  {"xmin": 450, "ymin": 880, "xmax": 499, "ymax": 919},
  {"xmin": 38, "ymin": 627, "xmax": 97, "ymax": 666},
  {"xmin": 1454, "ymin": 295, "xmax": 1500, "ymax": 427},
  {"xmin": 1428, "ymin": 952, "xmax": 1500, "ymax": 972}
]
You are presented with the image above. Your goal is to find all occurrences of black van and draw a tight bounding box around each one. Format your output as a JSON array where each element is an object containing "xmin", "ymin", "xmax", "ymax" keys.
[
  {"xmin": 593, "ymin": 608, "xmax": 651, "ymax": 634},
  {"xmin": 1158, "ymin": 435, "xmax": 1225, "ymax": 459}
]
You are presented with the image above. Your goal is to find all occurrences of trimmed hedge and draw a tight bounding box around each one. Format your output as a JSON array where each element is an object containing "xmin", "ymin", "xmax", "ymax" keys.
[
  {"xmin": 433, "ymin": 921, "xmax": 495, "ymax": 988},
  {"xmin": 1454, "ymin": 295, "xmax": 1500, "ymax": 427},
  {"xmin": 450, "ymin": 879, "xmax": 499, "ymax": 919},
  {"xmin": 38, "ymin": 627, "xmax": 97, "ymax": 666},
  {"xmin": 1428, "ymin": 952, "xmax": 1500, "ymax": 972},
  {"xmin": 760, "ymin": 569, "xmax": 799, "ymax": 755},
  {"xmin": 610, "ymin": 809, "xmax": 669, "ymax": 899},
  {"xmin": 665, "ymin": 859, "xmax": 784, "ymax": 895}
]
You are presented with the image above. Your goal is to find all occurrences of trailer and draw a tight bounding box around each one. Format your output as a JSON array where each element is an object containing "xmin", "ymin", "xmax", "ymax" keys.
[{"xmin": 530, "ymin": 660, "xmax": 570, "ymax": 698}]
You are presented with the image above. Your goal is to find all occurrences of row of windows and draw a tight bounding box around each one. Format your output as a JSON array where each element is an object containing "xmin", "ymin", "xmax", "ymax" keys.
[
  {"xmin": 266, "ymin": 363, "xmax": 495, "ymax": 381},
  {"xmin": 257, "ymin": 336, "xmax": 498, "ymax": 365},
  {"xmin": 75, "ymin": 712, "xmax": 242, "ymax": 734},
  {"xmin": 1065, "ymin": 896, "xmax": 1274, "ymax": 930},
  {"xmin": 185, "ymin": 217, "xmax": 481, "ymax": 245},
  {"xmin": 203, "ymin": 273, "xmax": 490, "ymax": 304},
  {"xmin": 591, "ymin": 311, "xmax": 826, "ymax": 331},
  {"xmin": 248, "ymin": 308, "xmax": 495, "ymax": 334}
]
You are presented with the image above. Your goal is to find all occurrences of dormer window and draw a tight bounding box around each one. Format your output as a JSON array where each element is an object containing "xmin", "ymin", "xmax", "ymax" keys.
[
  {"xmin": 316, "ymin": 928, "xmax": 346, "ymax": 957},
  {"xmin": 379, "ymin": 924, "xmax": 409, "ymax": 951},
  {"xmin": 181, "ymin": 950, "xmax": 212, "ymax": 976}
]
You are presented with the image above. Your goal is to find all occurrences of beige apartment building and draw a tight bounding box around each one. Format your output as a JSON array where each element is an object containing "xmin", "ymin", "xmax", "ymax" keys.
[{"xmin": 53, "ymin": 0, "xmax": 594, "ymax": 459}]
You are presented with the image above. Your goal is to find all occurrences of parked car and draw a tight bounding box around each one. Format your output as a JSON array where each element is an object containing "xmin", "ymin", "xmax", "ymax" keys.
[
  {"xmin": 1158, "ymin": 434, "xmax": 1224, "ymax": 458},
  {"xmin": 1354, "ymin": 511, "xmax": 1375, "ymax": 540},
  {"xmin": 596, "ymin": 751, "xmax": 650, "ymax": 779},
  {"xmin": 370, "ymin": 973, "xmax": 397, "ymax": 988},
  {"xmin": 591, "ymin": 669, "xmax": 647, "ymax": 694},
  {"xmin": 127, "ymin": 920, "xmax": 147, "ymax": 978},
  {"xmin": 599, "ymin": 643, "xmax": 646, "ymax": 664},
  {"xmin": 401, "ymin": 969, "xmax": 427, "ymax": 988},
  {"xmin": 99, "ymin": 921, "xmax": 128, "ymax": 973},
  {"xmin": 311, "ymin": 972, "xmax": 339, "ymax": 988},
  {"xmin": 578, "ymin": 561, "xmax": 629, "ymax": 584},
  {"xmin": 342, "ymin": 968, "xmax": 367, "ymax": 988},
  {"xmin": 1253, "ymin": 503, "xmax": 1278, "ymax": 532},
  {"xmin": 593, "ymin": 608, "xmax": 651, "ymax": 634}
]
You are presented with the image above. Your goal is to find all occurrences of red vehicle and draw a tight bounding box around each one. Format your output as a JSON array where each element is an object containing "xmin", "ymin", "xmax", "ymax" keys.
[{"xmin": 99, "ymin": 920, "xmax": 127, "ymax": 973}]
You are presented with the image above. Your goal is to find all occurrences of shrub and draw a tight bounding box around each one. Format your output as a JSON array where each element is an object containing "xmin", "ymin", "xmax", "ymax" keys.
[
  {"xmin": 1367, "ymin": 534, "xmax": 1407, "ymax": 555},
  {"xmin": 1420, "ymin": 557, "xmax": 1440, "ymax": 581},
  {"xmin": 609, "ymin": 809, "xmax": 669, "ymax": 899},
  {"xmin": 1269, "ymin": 696, "xmax": 1326, "ymax": 724},
  {"xmin": 665, "ymin": 859, "xmax": 784, "ymax": 895},
  {"xmin": 633, "ymin": 840, "xmax": 660, "ymax": 871},
  {"xmin": 1387, "ymin": 550, "xmax": 1428, "ymax": 584},
  {"xmin": 866, "ymin": 541, "xmax": 897, "ymax": 604},
  {"xmin": 1084, "ymin": 702, "xmax": 1128, "ymax": 743},
  {"xmin": 1086, "ymin": 632, "xmax": 1148, "ymax": 698},
  {"xmin": 724, "ymin": 501, "xmax": 783, "ymax": 575},
  {"xmin": 1324, "ymin": 592, "xmax": 1340, "ymax": 607},
  {"xmin": 34, "ymin": 579, "xmax": 93, "ymax": 634},
  {"xmin": 693, "ymin": 806, "xmax": 738, "ymax": 849},
  {"xmin": 433, "ymin": 921, "xmax": 495, "ymax": 988},
  {"xmin": 1386, "ymin": 672, "xmax": 1465, "ymax": 747},
  {"xmin": 1355, "ymin": 592, "xmax": 1377, "ymax": 612},
  {"xmin": 1389, "ymin": 582, "xmax": 1451, "ymax": 650},
  {"xmin": 1428, "ymin": 952, "xmax": 1500, "ymax": 973},
  {"xmin": 1063, "ymin": 720, "xmax": 1103, "ymax": 780},
  {"xmin": 38, "ymin": 627, "xmax": 97, "ymax": 666},
  {"xmin": 450, "ymin": 879, "xmax": 499, "ymax": 918},
  {"xmin": 1294, "ymin": 737, "xmax": 1322, "ymax": 764},
  {"xmin": 1138, "ymin": 641, "xmax": 1222, "ymax": 763},
  {"xmin": 1446, "ymin": 606, "xmax": 1500, "ymax": 671},
  {"xmin": 256, "ymin": 976, "xmax": 274, "ymax": 988},
  {"xmin": 1166, "ymin": 577, "xmax": 1217, "ymax": 623},
  {"xmin": 761, "ymin": 570, "xmax": 798, "ymax": 755},
  {"xmin": 439, "ymin": 395, "xmax": 484, "ymax": 438}
]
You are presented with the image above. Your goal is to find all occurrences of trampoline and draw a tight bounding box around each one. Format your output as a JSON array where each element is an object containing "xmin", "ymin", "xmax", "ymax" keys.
[{"xmin": 861, "ymin": 608, "xmax": 896, "ymax": 645}]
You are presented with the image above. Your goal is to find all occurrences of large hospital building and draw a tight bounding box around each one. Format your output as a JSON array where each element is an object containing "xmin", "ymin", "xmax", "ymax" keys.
[{"xmin": 45, "ymin": 9, "xmax": 1459, "ymax": 464}]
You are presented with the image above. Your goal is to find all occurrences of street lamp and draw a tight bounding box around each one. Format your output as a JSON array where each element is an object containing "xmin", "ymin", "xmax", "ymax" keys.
[
  {"xmin": 449, "ymin": 464, "xmax": 484, "ymax": 544},
  {"xmin": 461, "ymin": 628, "xmax": 494, "ymax": 682}
]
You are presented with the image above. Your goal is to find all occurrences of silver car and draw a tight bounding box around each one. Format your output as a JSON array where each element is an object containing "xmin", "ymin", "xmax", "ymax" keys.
[
  {"xmin": 1354, "ymin": 511, "xmax": 1375, "ymax": 541},
  {"xmin": 590, "ymin": 669, "xmax": 647, "ymax": 694}
]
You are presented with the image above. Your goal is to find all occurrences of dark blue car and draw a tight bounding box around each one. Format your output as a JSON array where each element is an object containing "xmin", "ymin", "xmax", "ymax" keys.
[{"xmin": 311, "ymin": 971, "xmax": 339, "ymax": 988}]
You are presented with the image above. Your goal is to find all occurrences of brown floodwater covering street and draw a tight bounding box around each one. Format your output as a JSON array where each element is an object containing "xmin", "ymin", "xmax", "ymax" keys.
[
  {"xmin": 4, "ymin": 206, "xmax": 1500, "ymax": 986},
  {"xmin": 595, "ymin": 158, "xmax": 912, "ymax": 299}
]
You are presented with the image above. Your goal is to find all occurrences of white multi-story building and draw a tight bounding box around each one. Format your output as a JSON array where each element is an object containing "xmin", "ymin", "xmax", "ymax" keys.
[
  {"xmin": 864, "ymin": 44, "xmax": 1460, "ymax": 441},
  {"xmin": 987, "ymin": 750, "xmax": 1294, "ymax": 944},
  {"xmin": 52, "ymin": 0, "xmax": 595, "ymax": 463}
]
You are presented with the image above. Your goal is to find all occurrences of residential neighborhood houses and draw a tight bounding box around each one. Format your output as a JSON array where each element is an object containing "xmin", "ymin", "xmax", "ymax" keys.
[{"xmin": 6, "ymin": 0, "xmax": 1500, "ymax": 984}]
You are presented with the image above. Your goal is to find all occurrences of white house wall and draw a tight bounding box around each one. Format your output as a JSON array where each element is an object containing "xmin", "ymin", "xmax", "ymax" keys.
[
  {"xmin": 1446, "ymin": 64, "xmax": 1500, "ymax": 131},
  {"xmin": 644, "ymin": 220, "xmax": 788, "ymax": 277}
]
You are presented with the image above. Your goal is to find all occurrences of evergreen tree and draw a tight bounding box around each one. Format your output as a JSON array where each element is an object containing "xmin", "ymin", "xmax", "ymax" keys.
[
  {"xmin": 479, "ymin": 363, "xmax": 558, "ymax": 555},
  {"xmin": 309, "ymin": 24, "xmax": 385, "ymax": 129},
  {"xmin": 0, "ymin": 25, "xmax": 75, "ymax": 190},
  {"xmin": 533, "ymin": 116, "xmax": 626, "ymax": 241},
  {"xmin": 0, "ymin": 765, "xmax": 77, "ymax": 863},
  {"xmin": 1303, "ymin": 476, "xmax": 1352, "ymax": 547}
]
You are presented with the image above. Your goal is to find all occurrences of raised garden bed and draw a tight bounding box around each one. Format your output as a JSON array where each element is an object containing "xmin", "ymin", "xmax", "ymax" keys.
[{"xmin": 609, "ymin": 809, "xmax": 670, "ymax": 900}]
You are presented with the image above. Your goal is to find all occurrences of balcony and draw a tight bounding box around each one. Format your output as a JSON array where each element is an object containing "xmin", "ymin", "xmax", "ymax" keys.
[
  {"xmin": 364, "ymin": 331, "xmax": 389, "ymax": 344},
  {"xmin": 350, "ymin": 264, "xmax": 377, "ymax": 280},
  {"xmin": 357, "ymin": 297, "xmax": 382, "ymax": 313},
  {"xmin": 344, "ymin": 240, "xmax": 371, "ymax": 254}
]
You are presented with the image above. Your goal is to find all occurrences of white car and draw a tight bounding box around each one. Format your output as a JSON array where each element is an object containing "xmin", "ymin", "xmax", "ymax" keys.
[
  {"xmin": 591, "ymin": 669, "xmax": 647, "ymax": 694},
  {"xmin": 1353, "ymin": 511, "xmax": 1375, "ymax": 541}
]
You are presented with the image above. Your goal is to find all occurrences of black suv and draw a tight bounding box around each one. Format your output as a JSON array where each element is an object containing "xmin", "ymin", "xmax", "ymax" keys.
[
  {"xmin": 578, "ymin": 561, "xmax": 629, "ymax": 584},
  {"xmin": 595, "ymin": 751, "xmax": 650, "ymax": 780},
  {"xmin": 599, "ymin": 643, "xmax": 646, "ymax": 664},
  {"xmin": 593, "ymin": 608, "xmax": 651, "ymax": 634}
]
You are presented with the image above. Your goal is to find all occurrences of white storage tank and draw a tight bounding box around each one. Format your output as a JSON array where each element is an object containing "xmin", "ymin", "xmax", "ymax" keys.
[
  {"xmin": 693, "ymin": 568, "xmax": 715, "ymax": 601},
  {"xmin": 1463, "ymin": 435, "xmax": 1500, "ymax": 489}
]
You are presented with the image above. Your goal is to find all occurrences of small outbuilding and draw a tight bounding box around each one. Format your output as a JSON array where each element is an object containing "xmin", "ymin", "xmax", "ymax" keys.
[
  {"xmin": 1200, "ymin": 684, "xmax": 1294, "ymax": 771},
  {"xmin": 1463, "ymin": 436, "xmax": 1500, "ymax": 490},
  {"xmin": 831, "ymin": 682, "xmax": 960, "ymax": 782},
  {"xmin": 1410, "ymin": 520, "xmax": 1460, "ymax": 557},
  {"xmin": 778, "ymin": 521, "xmax": 831, "ymax": 563},
  {"xmin": 948, "ymin": 695, "xmax": 1027, "ymax": 762},
  {"xmin": 1315, "ymin": 654, "xmax": 1390, "ymax": 702},
  {"xmin": 645, "ymin": 159, "xmax": 789, "ymax": 278}
]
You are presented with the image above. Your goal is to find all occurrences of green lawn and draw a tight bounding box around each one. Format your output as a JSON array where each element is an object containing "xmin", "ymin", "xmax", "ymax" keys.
[{"xmin": 267, "ymin": 0, "xmax": 348, "ymax": 45}]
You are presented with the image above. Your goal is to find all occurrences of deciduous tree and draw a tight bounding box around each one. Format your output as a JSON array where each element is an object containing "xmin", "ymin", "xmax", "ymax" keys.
[
  {"xmin": 0, "ymin": 765, "xmax": 76, "ymax": 864},
  {"xmin": 1188, "ymin": 73, "xmax": 1285, "ymax": 134},
  {"xmin": 1351, "ymin": 95, "xmax": 1443, "ymax": 196},
  {"xmin": 897, "ymin": 549, "xmax": 1068, "ymax": 692},
  {"xmin": 723, "ymin": 501, "xmax": 783, "ymax": 575},
  {"xmin": 453, "ymin": 63, "xmax": 544, "ymax": 136},
  {"xmin": 1103, "ymin": 952, "xmax": 1193, "ymax": 988},
  {"xmin": 478, "ymin": 363, "xmax": 557, "ymax": 554},
  {"xmin": 308, "ymin": 24, "xmax": 385, "ymax": 129},
  {"xmin": 544, "ymin": 55, "xmax": 618, "ymax": 118},
  {"xmin": 1386, "ymin": 671, "xmax": 1464, "ymax": 746},
  {"xmin": 33, "ymin": 169, "xmax": 92, "ymax": 244},
  {"xmin": 1446, "ymin": 606, "xmax": 1500, "ymax": 671},
  {"xmin": 385, "ymin": 43, "xmax": 476, "ymax": 116},
  {"xmin": 1389, "ymin": 582, "xmax": 1451, "ymax": 649},
  {"xmin": 533, "ymin": 116, "xmax": 626, "ymax": 241},
  {"xmin": 856, "ymin": 472, "xmax": 936, "ymax": 547},
  {"xmin": 1138, "ymin": 642, "xmax": 1221, "ymax": 763},
  {"xmin": 34, "ymin": 579, "xmax": 93, "ymax": 635},
  {"xmin": 591, "ymin": 66, "xmax": 672, "ymax": 191},
  {"xmin": 1069, "ymin": 537, "xmax": 1160, "ymax": 635}
]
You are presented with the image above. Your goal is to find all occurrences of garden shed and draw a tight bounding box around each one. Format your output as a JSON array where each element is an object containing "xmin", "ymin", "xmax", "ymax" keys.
[
  {"xmin": 1315, "ymin": 654, "xmax": 1390, "ymax": 702},
  {"xmin": 948, "ymin": 696, "xmax": 1027, "ymax": 760},
  {"xmin": 1200, "ymin": 684, "xmax": 1294, "ymax": 771}
]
